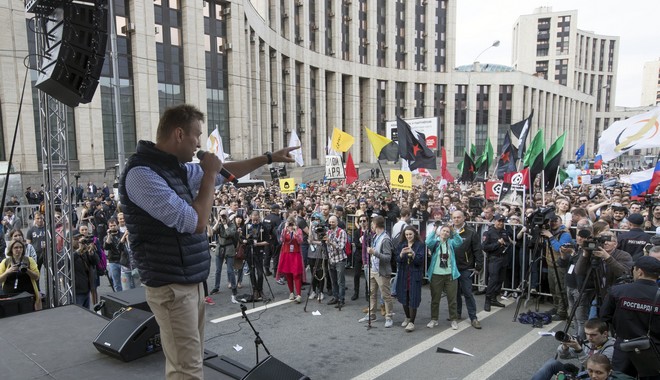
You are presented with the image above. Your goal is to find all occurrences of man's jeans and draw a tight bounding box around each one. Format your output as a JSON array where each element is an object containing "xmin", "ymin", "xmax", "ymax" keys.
[
  {"xmin": 213, "ymin": 250, "xmax": 225, "ymax": 290},
  {"xmin": 457, "ymin": 269, "xmax": 478, "ymax": 321},
  {"xmin": 329, "ymin": 259, "xmax": 346, "ymax": 302},
  {"xmin": 530, "ymin": 359, "xmax": 567, "ymax": 380},
  {"xmin": 107, "ymin": 262, "xmax": 122, "ymax": 292}
]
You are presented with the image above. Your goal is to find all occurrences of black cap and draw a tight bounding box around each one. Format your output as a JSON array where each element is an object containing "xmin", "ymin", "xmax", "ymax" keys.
[
  {"xmin": 634, "ymin": 256, "xmax": 660, "ymax": 274},
  {"xmin": 270, "ymin": 203, "xmax": 280, "ymax": 210},
  {"xmin": 494, "ymin": 214, "xmax": 507, "ymax": 221},
  {"xmin": 627, "ymin": 213, "xmax": 644, "ymax": 226},
  {"xmin": 335, "ymin": 205, "xmax": 344, "ymax": 212}
]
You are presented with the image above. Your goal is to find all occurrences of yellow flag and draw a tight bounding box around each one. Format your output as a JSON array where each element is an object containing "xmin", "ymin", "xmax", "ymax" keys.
[
  {"xmin": 279, "ymin": 178, "xmax": 296, "ymax": 194},
  {"xmin": 331, "ymin": 128, "xmax": 355, "ymax": 152},
  {"xmin": 390, "ymin": 169, "xmax": 412, "ymax": 191},
  {"xmin": 365, "ymin": 128, "xmax": 393, "ymax": 157}
]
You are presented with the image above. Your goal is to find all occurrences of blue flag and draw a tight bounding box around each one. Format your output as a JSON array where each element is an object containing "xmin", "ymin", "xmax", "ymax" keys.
[{"xmin": 575, "ymin": 143, "xmax": 585, "ymax": 161}]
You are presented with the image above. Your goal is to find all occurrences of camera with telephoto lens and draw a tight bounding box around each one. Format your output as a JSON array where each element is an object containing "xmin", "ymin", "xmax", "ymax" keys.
[
  {"xmin": 315, "ymin": 223, "xmax": 328, "ymax": 235},
  {"xmin": 554, "ymin": 330, "xmax": 584, "ymax": 345}
]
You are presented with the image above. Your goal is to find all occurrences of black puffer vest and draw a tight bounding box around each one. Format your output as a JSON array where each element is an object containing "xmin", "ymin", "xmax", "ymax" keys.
[{"xmin": 118, "ymin": 141, "xmax": 210, "ymax": 287}]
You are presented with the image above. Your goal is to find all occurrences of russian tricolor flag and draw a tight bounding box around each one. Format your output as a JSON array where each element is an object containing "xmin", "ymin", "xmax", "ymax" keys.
[
  {"xmin": 649, "ymin": 158, "xmax": 660, "ymax": 195},
  {"xmin": 630, "ymin": 167, "xmax": 655, "ymax": 197},
  {"xmin": 593, "ymin": 155, "xmax": 603, "ymax": 169}
]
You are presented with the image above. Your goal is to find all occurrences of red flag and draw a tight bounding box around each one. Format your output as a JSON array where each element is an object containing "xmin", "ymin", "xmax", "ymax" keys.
[
  {"xmin": 503, "ymin": 168, "xmax": 530, "ymax": 189},
  {"xmin": 344, "ymin": 153, "xmax": 358, "ymax": 185},
  {"xmin": 440, "ymin": 147, "xmax": 455, "ymax": 182},
  {"xmin": 485, "ymin": 180, "xmax": 503, "ymax": 201}
]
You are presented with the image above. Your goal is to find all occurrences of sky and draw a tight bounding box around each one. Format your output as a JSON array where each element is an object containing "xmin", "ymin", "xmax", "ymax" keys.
[{"xmin": 455, "ymin": 0, "xmax": 660, "ymax": 108}]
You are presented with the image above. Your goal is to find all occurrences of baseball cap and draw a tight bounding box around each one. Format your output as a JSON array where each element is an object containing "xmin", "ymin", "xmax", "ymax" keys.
[
  {"xmin": 634, "ymin": 256, "xmax": 660, "ymax": 274},
  {"xmin": 494, "ymin": 214, "xmax": 507, "ymax": 221},
  {"xmin": 626, "ymin": 213, "xmax": 644, "ymax": 226}
]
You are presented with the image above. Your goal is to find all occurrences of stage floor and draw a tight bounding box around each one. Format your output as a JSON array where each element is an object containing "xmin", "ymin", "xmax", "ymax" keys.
[{"xmin": 0, "ymin": 306, "xmax": 232, "ymax": 380}]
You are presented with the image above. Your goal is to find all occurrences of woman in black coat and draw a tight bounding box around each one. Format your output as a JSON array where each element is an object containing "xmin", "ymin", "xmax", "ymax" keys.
[{"xmin": 395, "ymin": 226, "xmax": 425, "ymax": 332}]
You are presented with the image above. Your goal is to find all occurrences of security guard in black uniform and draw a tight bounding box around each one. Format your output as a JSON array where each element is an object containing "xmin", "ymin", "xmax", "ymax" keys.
[
  {"xmin": 600, "ymin": 255, "xmax": 660, "ymax": 379},
  {"xmin": 482, "ymin": 214, "xmax": 513, "ymax": 311},
  {"xmin": 616, "ymin": 213, "xmax": 651, "ymax": 261}
]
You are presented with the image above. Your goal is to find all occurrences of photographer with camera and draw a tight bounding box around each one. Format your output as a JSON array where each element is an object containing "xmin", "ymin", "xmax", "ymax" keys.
[
  {"xmin": 326, "ymin": 215, "xmax": 348, "ymax": 308},
  {"xmin": 483, "ymin": 214, "xmax": 514, "ymax": 312},
  {"xmin": 244, "ymin": 211, "xmax": 270, "ymax": 301},
  {"xmin": 308, "ymin": 213, "xmax": 327, "ymax": 301},
  {"xmin": 211, "ymin": 209, "xmax": 239, "ymax": 304},
  {"xmin": 452, "ymin": 210, "xmax": 484, "ymax": 329},
  {"xmin": 600, "ymin": 256, "xmax": 660, "ymax": 379},
  {"xmin": 72, "ymin": 234, "xmax": 100, "ymax": 308},
  {"xmin": 262, "ymin": 203, "xmax": 283, "ymax": 277},
  {"xmin": 540, "ymin": 214, "xmax": 573, "ymax": 320},
  {"xmin": 530, "ymin": 318, "xmax": 615, "ymax": 380},
  {"xmin": 575, "ymin": 231, "xmax": 633, "ymax": 301},
  {"xmin": 103, "ymin": 218, "xmax": 124, "ymax": 292},
  {"xmin": 0, "ymin": 240, "xmax": 41, "ymax": 310}
]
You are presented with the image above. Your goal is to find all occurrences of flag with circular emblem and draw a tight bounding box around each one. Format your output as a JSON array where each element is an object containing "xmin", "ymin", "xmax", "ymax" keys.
[
  {"xmin": 279, "ymin": 178, "xmax": 296, "ymax": 194},
  {"xmin": 390, "ymin": 169, "xmax": 412, "ymax": 191}
]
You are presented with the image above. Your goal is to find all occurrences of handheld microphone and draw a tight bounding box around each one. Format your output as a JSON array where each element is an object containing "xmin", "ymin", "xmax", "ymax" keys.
[{"xmin": 196, "ymin": 150, "xmax": 238, "ymax": 184}]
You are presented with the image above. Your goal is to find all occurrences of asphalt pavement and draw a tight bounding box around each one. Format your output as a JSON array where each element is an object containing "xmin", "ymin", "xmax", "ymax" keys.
[{"xmin": 88, "ymin": 260, "xmax": 567, "ymax": 380}]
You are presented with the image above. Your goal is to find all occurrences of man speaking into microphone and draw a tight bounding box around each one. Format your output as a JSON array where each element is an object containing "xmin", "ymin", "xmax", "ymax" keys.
[{"xmin": 119, "ymin": 104, "xmax": 296, "ymax": 380}]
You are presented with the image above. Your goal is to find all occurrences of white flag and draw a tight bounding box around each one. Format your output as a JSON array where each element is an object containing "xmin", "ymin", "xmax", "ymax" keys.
[
  {"xmin": 327, "ymin": 136, "xmax": 341, "ymax": 157},
  {"xmin": 207, "ymin": 127, "xmax": 230, "ymax": 161},
  {"xmin": 288, "ymin": 129, "xmax": 304, "ymax": 166},
  {"xmin": 597, "ymin": 106, "xmax": 660, "ymax": 162}
]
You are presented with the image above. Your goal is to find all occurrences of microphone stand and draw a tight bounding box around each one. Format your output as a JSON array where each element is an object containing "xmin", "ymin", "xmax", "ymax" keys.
[{"xmin": 240, "ymin": 303, "xmax": 270, "ymax": 365}]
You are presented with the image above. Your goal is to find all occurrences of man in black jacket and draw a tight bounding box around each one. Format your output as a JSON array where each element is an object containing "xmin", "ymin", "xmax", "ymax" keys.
[
  {"xmin": 617, "ymin": 213, "xmax": 651, "ymax": 261},
  {"xmin": 452, "ymin": 210, "xmax": 484, "ymax": 329},
  {"xmin": 483, "ymin": 214, "xmax": 513, "ymax": 312},
  {"xmin": 600, "ymin": 256, "xmax": 660, "ymax": 379},
  {"xmin": 262, "ymin": 204, "xmax": 282, "ymax": 277}
]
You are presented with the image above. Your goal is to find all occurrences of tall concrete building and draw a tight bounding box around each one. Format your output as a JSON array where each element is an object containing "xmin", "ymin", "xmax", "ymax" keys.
[
  {"xmin": 512, "ymin": 7, "xmax": 619, "ymax": 154},
  {"xmin": 1, "ymin": 1, "xmax": 597, "ymax": 188},
  {"xmin": 641, "ymin": 58, "xmax": 660, "ymax": 106}
]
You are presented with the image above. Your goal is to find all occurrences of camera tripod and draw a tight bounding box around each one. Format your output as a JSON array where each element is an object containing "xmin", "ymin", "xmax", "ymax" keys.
[
  {"xmin": 559, "ymin": 251, "xmax": 602, "ymax": 342},
  {"xmin": 513, "ymin": 235, "xmax": 546, "ymax": 321},
  {"xmin": 304, "ymin": 241, "xmax": 326, "ymax": 312}
]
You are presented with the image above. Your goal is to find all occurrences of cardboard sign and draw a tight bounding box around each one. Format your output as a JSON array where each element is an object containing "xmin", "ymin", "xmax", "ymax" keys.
[
  {"xmin": 390, "ymin": 169, "xmax": 412, "ymax": 191},
  {"xmin": 325, "ymin": 155, "xmax": 345, "ymax": 179}
]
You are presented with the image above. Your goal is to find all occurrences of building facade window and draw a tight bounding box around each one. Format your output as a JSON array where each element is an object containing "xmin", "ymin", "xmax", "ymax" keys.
[
  {"xmin": 434, "ymin": 0, "xmax": 447, "ymax": 72},
  {"xmin": 475, "ymin": 85, "xmax": 489, "ymax": 152},
  {"xmin": 454, "ymin": 85, "xmax": 467, "ymax": 160},
  {"xmin": 434, "ymin": 84, "xmax": 446, "ymax": 148},
  {"xmin": 155, "ymin": 0, "xmax": 185, "ymax": 114},
  {"xmin": 555, "ymin": 58, "xmax": 568, "ymax": 86},
  {"xmin": 395, "ymin": 0, "xmax": 405, "ymax": 69},
  {"xmin": 377, "ymin": 80, "xmax": 386, "ymax": 135},
  {"xmin": 498, "ymin": 85, "xmax": 513, "ymax": 148},
  {"xmin": 358, "ymin": 0, "xmax": 367, "ymax": 64},
  {"xmin": 414, "ymin": 83, "xmax": 425, "ymax": 117},
  {"xmin": 205, "ymin": 0, "xmax": 230, "ymax": 153}
]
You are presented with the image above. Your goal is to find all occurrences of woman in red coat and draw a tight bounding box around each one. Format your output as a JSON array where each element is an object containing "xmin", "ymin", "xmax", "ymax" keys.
[{"xmin": 278, "ymin": 217, "xmax": 304, "ymax": 303}]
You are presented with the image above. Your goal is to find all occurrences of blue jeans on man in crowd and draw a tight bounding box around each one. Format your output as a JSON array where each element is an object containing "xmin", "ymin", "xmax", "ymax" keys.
[
  {"xmin": 107, "ymin": 262, "xmax": 122, "ymax": 292},
  {"xmin": 530, "ymin": 359, "xmax": 568, "ymax": 380},
  {"xmin": 75, "ymin": 293, "xmax": 90, "ymax": 308},
  {"xmin": 225, "ymin": 256, "xmax": 238, "ymax": 295},
  {"xmin": 213, "ymin": 250, "xmax": 225, "ymax": 290},
  {"xmin": 329, "ymin": 259, "xmax": 346, "ymax": 302},
  {"xmin": 456, "ymin": 269, "xmax": 478, "ymax": 321}
]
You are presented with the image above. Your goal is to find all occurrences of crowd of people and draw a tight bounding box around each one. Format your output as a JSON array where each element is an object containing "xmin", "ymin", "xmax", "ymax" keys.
[{"xmin": 1, "ymin": 105, "xmax": 659, "ymax": 379}]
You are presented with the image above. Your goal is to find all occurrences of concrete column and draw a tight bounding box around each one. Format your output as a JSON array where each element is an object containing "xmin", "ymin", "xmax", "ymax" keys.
[{"xmin": 181, "ymin": 2, "xmax": 206, "ymax": 109}]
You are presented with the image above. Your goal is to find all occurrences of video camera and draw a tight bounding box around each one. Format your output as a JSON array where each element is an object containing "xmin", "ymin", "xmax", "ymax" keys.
[
  {"xmin": 582, "ymin": 235, "xmax": 611, "ymax": 252},
  {"xmin": 468, "ymin": 197, "xmax": 485, "ymax": 219},
  {"xmin": 526, "ymin": 206, "xmax": 555, "ymax": 241}
]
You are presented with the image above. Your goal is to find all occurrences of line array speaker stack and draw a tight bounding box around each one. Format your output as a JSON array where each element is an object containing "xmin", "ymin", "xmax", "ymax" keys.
[{"xmin": 29, "ymin": 0, "xmax": 108, "ymax": 107}]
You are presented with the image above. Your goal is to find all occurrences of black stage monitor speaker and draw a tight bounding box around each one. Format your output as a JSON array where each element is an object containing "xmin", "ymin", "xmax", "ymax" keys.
[
  {"xmin": 0, "ymin": 291, "xmax": 35, "ymax": 318},
  {"xmin": 93, "ymin": 307, "xmax": 161, "ymax": 362},
  {"xmin": 100, "ymin": 286, "xmax": 150, "ymax": 319},
  {"xmin": 34, "ymin": 1, "xmax": 108, "ymax": 107},
  {"xmin": 241, "ymin": 355, "xmax": 309, "ymax": 380}
]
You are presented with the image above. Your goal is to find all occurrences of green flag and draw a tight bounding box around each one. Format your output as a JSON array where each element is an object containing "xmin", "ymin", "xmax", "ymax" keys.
[
  {"xmin": 543, "ymin": 132, "xmax": 566, "ymax": 190},
  {"xmin": 523, "ymin": 129, "xmax": 544, "ymax": 168},
  {"xmin": 470, "ymin": 143, "xmax": 477, "ymax": 161}
]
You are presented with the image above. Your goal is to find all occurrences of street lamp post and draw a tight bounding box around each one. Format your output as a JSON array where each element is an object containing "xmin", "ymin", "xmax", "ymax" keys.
[{"xmin": 465, "ymin": 40, "xmax": 500, "ymax": 155}]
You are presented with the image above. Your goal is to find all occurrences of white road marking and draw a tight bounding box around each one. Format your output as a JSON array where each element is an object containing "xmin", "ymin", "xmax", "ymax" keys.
[
  {"xmin": 463, "ymin": 321, "xmax": 562, "ymax": 380},
  {"xmin": 351, "ymin": 302, "xmax": 516, "ymax": 380},
  {"xmin": 210, "ymin": 299, "xmax": 292, "ymax": 324}
]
